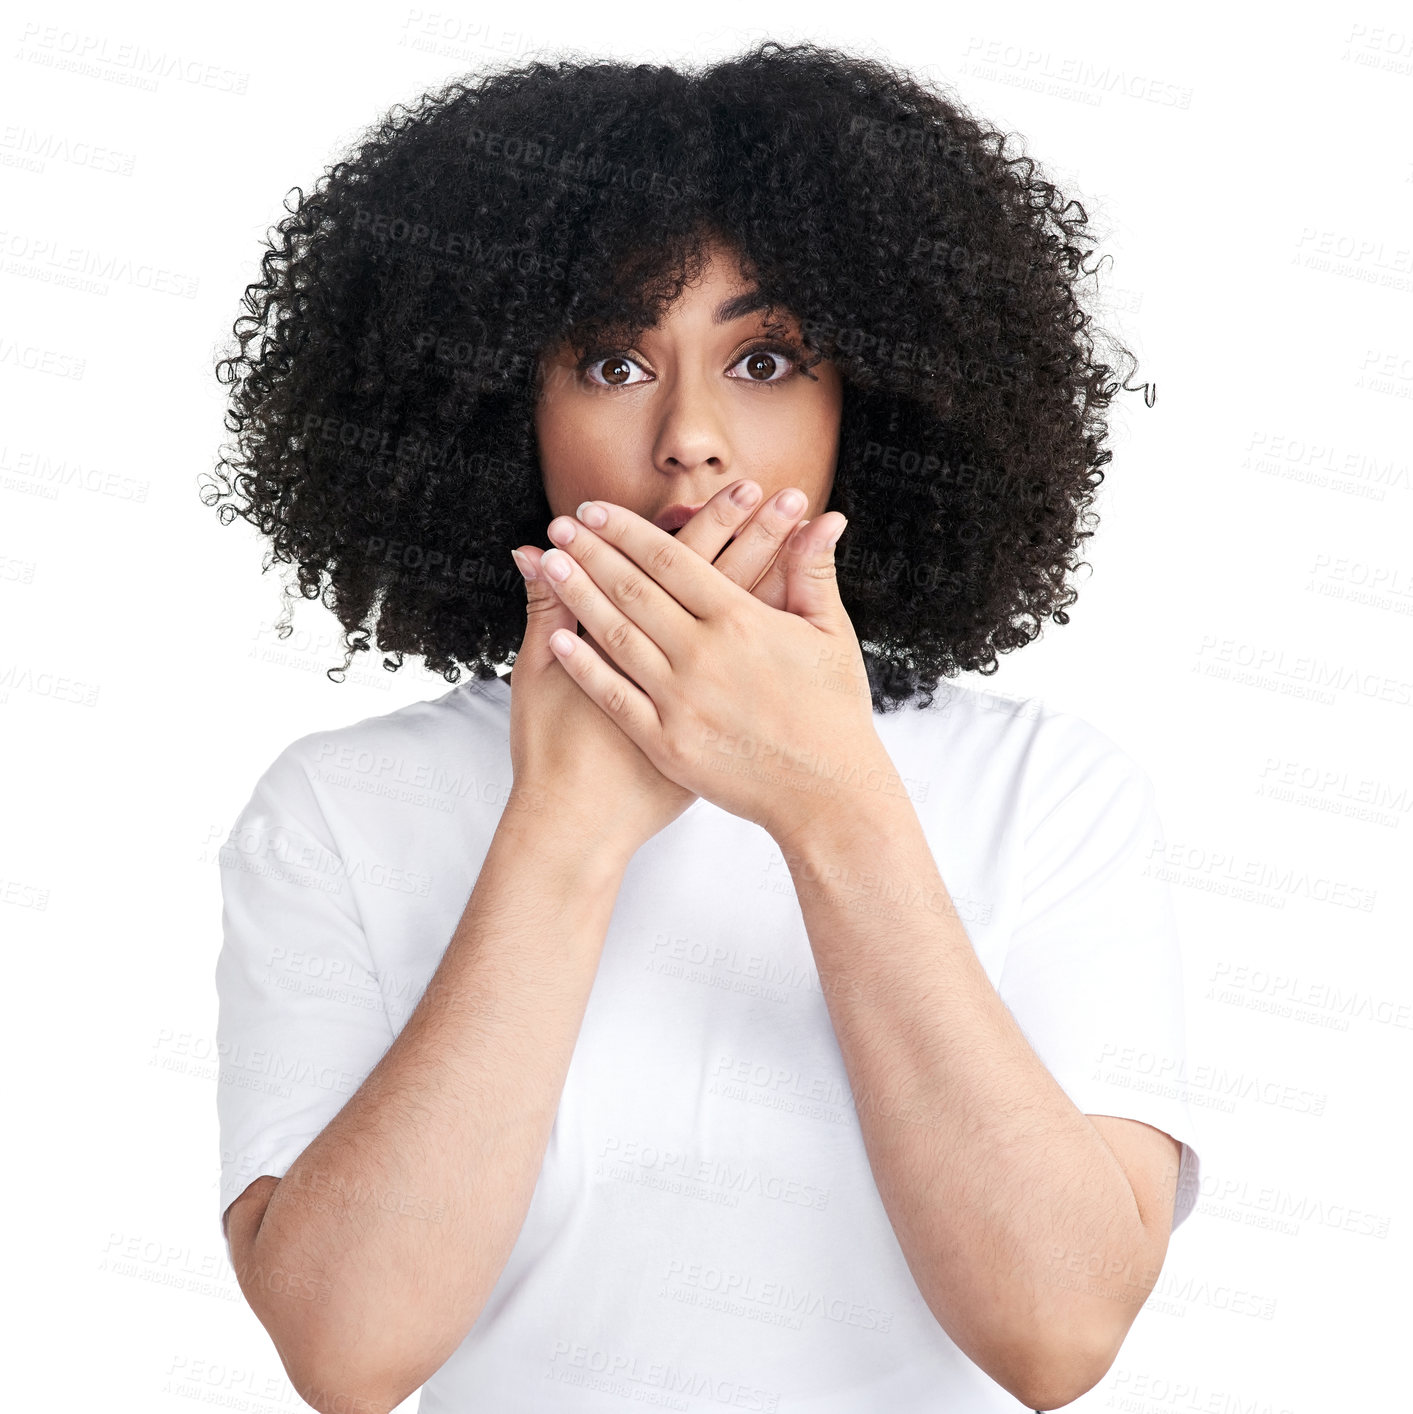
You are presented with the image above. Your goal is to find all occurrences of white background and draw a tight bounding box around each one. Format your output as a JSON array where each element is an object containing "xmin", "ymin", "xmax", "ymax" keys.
[{"xmin": 3, "ymin": 1, "xmax": 1408, "ymax": 1409}]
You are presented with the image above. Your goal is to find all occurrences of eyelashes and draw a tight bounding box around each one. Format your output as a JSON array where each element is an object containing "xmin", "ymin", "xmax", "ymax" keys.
[{"xmin": 573, "ymin": 338, "xmax": 810, "ymax": 390}]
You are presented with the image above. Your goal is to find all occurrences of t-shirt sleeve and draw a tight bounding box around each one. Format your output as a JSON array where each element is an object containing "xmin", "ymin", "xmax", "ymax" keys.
[
  {"xmin": 214, "ymin": 741, "xmax": 395, "ymax": 1246},
  {"xmin": 997, "ymin": 711, "xmax": 1202, "ymax": 1234}
]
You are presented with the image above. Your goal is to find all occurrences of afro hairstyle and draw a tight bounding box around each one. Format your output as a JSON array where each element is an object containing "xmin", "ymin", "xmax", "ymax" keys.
[{"xmin": 204, "ymin": 38, "xmax": 1150, "ymax": 713}]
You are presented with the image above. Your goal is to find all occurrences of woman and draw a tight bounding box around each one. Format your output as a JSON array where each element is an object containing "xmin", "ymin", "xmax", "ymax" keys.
[{"xmin": 207, "ymin": 39, "xmax": 1199, "ymax": 1413}]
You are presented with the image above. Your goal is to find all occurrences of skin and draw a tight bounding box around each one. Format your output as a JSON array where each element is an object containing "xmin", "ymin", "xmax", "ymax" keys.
[
  {"xmin": 533, "ymin": 236, "xmax": 844, "ymax": 544},
  {"xmin": 510, "ymin": 234, "xmax": 856, "ymax": 845}
]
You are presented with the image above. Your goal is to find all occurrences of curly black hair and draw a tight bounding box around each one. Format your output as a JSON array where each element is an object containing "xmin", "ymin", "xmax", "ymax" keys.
[{"xmin": 203, "ymin": 39, "xmax": 1150, "ymax": 714}]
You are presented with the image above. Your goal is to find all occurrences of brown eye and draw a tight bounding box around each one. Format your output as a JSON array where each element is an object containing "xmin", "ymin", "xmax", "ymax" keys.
[
  {"xmin": 727, "ymin": 343, "xmax": 798, "ymax": 385},
  {"xmin": 579, "ymin": 352, "xmax": 650, "ymax": 388}
]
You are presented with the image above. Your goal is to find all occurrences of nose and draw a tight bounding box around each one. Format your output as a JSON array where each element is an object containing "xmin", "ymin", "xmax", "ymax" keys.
[{"xmin": 651, "ymin": 365, "xmax": 731, "ymax": 476}]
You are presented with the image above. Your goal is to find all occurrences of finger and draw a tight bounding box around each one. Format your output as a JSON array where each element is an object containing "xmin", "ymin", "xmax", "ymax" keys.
[
  {"xmin": 781, "ymin": 513, "xmax": 849, "ymax": 623},
  {"xmin": 670, "ymin": 482, "xmax": 809, "ymax": 604},
  {"xmin": 712, "ymin": 486, "xmax": 812, "ymax": 602},
  {"xmin": 744, "ymin": 520, "xmax": 807, "ymax": 610},
  {"xmin": 519, "ymin": 545, "xmax": 639, "ymax": 682},
  {"xmin": 576, "ymin": 620, "xmax": 648, "ymax": 693},
  {"xmin": 670, "ymin": 477, "xmax": 764, "ymax": 568},
  {"xmin": 549, "ymin": 499, "xmax": 733, "ymax": 662},
  {"xmin": 545, "ymin": 619, "xmax": 662, "ymax": 747},
  {"xmin": 515, "ymin": 545, "xmax": 581, "ymax": 670},
  {"xmin": 539, "ymin": 525, "xmax": 676, "ymax": 691}
]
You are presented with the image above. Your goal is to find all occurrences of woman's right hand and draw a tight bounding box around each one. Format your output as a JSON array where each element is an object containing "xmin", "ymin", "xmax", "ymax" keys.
[{"xmin": 505, "ymin": 479, "xmax": 813, "ymax": 860}]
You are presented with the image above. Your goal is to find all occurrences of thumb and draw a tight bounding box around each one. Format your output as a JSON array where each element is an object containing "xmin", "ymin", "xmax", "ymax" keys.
[
  {"xmin": 512, "ymin": 546, "xmax": 579, "ymax": 666},
  {"xmin": 783, "ymin": 515, "xmax": 848, "ymax": 625}
]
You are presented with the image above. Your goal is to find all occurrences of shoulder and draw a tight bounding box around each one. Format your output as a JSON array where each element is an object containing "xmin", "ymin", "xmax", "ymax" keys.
[
  {"xmin": 1021, "ymin": 700, "xmax": 1157, "ymax": 820},
  {"xmin": 895, "ymin": 678, "xmax": 1150, "ymax": 784},
  {"xmin": 895, "ymin": 680, "xmax": 1158, "ymax": 839},
  {"xmin": 1004, "ymin": 700, "xmax": 1164, "ymax": 867},
  {"xmin": 236, "ymin": 677, "xmax": 502, "ymax": 831}
]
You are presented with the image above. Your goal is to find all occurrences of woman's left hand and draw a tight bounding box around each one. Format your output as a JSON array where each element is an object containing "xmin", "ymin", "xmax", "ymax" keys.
[{"xmin": 536, "ymin": 499, "xmax": 893, "ymax": 847}]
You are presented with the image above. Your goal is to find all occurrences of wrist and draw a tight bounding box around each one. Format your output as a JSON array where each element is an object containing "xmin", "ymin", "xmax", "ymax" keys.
[
  {"xmin": 501, "ymin": 785, "xmax": 640, "ymax": 879},
  {"xmin": 767, "ymin": 745, "xmax": 911, "ymax": 859}
]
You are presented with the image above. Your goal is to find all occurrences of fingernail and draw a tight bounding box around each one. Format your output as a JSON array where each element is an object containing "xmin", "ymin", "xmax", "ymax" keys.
[
  {"xmin": 731, "ymin": 481, "xmax": 761, "ymax": 507},
  {"xmin": 826, "ymin": 518, "xmax": 847, "ymax": 550},
  {"xmin": 511, "ymin": 548, "xmax": 537, "ymax": 581},
  {"xmin": 778, "ymin": 489, "xmax": 806, "ymax": 516},
  {"xmin": 542, "ymin": 548, "xmax": 573, "ymax": 581}
]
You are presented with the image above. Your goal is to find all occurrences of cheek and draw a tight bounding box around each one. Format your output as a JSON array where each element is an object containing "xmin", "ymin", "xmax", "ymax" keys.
[
  {"xmin": 537, "ymin": 424, "xmax": 644, "ymax": 517},
  {"xmin": 535, "ymin": 402, "xmax": 602, "ymax": 509},
  {"xmin": 750, "ymin": 396, "xmax": 840, "ymax": 487}
]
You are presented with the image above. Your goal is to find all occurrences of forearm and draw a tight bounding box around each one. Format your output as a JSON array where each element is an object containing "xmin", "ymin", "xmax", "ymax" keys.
[
  {"xmin": 778, "ymin": 784, "xmax": 1152, "ymax": 1408},
  {"xmin": 240, "ymin": 795, "xmax": 633, "ymax": 1411}
]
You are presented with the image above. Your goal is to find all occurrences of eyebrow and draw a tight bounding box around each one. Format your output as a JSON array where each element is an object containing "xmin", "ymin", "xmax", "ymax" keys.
[{"xmin": 714, "ymin": 290, "xmax": 774, "ymax": 325}]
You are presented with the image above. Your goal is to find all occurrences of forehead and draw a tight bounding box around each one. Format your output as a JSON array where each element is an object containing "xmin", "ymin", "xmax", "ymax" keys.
[
  {"xmin": 538, "ymin": 232, "xmax": 804, "ymax": 363},
  {"xmin": 542, "ymin": 294, "xmax": 798, "ymax": 358}
]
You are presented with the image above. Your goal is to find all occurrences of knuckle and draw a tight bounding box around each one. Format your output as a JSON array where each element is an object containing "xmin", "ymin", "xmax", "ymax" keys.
[
  {"xmin": 603, "ymin": 617, "xmax": 635, "ymax": 655},
  {"xmin": 660, "ymin": 709, "xmax": 699, "ymax": 769},
  {"xmin": 646, "ymin": 540, "xmax": 678, "ymax": 579},
  {"xmin": 657, "ymin": 720, "xmax": 687, "ymax": 767},
  {"xmin": 615, "ymin": 572, "xmax": 646, "ymax": 606},
  {"xmin": 602, "ymin": 680, "xmax": 631, "ymax": 718},
  {"xmin": 716, "ymin": 497, "xmax": 744, "ymax": 529},
  {"xmin": 720, "ymin": 612, "xmax": 753, "ymax": 649}
]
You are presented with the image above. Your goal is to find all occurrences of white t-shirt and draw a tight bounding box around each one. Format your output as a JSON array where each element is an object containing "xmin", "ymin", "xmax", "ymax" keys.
[{"xmin": 215, "ymin": 670, "xmax": 1202, "ymax": 1411}]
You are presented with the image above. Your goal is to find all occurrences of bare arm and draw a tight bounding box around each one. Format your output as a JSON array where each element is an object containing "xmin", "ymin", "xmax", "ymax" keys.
[
  {"xmin": 776, "ymin": 785, "xmax": 1173, "ymax": 1411},
  {"xmin": 226, "ymin": 795, "xmax": 635, "ymax": 1413}
]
